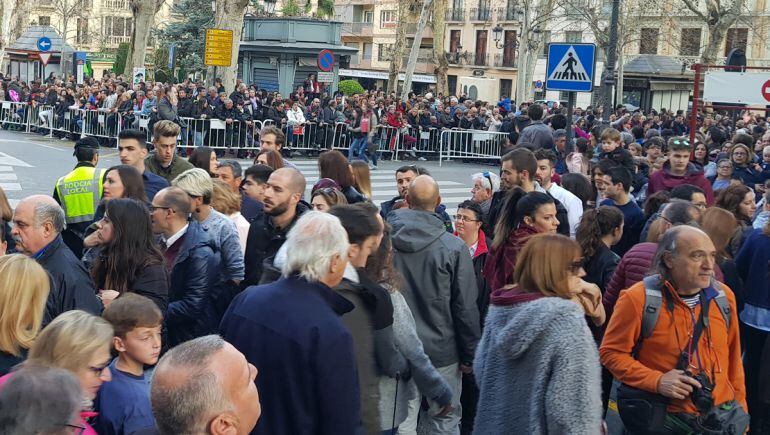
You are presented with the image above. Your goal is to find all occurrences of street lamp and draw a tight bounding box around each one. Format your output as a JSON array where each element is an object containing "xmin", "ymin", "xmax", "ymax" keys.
[{"xmin": 492, "ymin": 25, "xmax": 503, "ymax": 48}]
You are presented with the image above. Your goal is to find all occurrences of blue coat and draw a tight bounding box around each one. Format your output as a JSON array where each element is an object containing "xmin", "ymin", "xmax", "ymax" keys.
[
  {"xmin": 735, "ymin": 228, "xmax": 770, "ymax": 330},
  {"xmin": 220, "ymin": 276, "xmax": 363, "ymax": 435},
  {"xmin": 166, "ymin": 221, "xmax": 222, "ymax": 347}
]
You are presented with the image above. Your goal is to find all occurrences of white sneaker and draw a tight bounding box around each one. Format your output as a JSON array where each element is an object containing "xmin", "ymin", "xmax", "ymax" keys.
[{"xmin": 418, "ymin": 156, "xmax": 427, "ymax": 161}]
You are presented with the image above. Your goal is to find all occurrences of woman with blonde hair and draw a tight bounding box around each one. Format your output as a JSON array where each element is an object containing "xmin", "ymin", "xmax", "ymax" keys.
[
  {"xmin": 0, "ymin": 310, "xmax": 114, "ymax": 435},
  {"xmin": 211, "ymin": 179, "xmax": 250, "ymax": 254},
  {"xmin": 474, "ymin": 233, "xmax": 602, "ymax": 434},
  {"xmin": 351, "ymin": 160, "xmax": 373, "ymax": 200},
  {"xmin": 0, "ymin": 254, "xmax": 50, "ymax": 375}
]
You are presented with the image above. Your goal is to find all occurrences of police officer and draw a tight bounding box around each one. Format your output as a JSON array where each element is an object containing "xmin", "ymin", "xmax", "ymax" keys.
[{"xmin": 53, "ymin": 136, "xmax": 106, "ymax": 257}]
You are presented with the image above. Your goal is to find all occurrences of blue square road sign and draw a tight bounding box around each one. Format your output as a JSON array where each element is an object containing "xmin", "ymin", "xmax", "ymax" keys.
[{"xmin": 545, "ymin": 43, "xmax": 596, "ymax": 93}]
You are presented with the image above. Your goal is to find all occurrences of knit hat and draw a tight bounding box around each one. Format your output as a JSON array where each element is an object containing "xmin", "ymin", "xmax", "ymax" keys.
[{"xmin": 311, "ymin": 178, "xmax": 341, "ymax": 196}]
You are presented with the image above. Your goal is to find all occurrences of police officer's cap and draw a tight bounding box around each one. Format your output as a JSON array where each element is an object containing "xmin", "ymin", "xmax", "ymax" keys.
[{"xmin": 74, "ymin": 136, "xmax": 100, "ymax": 151}]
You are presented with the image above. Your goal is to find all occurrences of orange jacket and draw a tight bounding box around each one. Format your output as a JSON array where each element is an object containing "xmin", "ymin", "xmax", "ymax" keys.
[{"xmin": 599, "ymin": 280, "xmax": 747, "ymax": 415}]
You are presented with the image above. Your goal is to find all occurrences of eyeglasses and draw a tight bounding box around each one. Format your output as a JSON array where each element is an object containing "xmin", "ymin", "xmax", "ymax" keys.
[
  {"xmin": 482, "ymin": 171, "xmax": 494, "ymax": 189},
  {"xmin": 64, "ymin": 423, "xmax": 86, "ymax": 435},
  {"xmin": 670, "ymin": 139, "xmax": 690, "ymax": 146},
  {"xmin": 453, "ymin": 214, "xmax": 480, "ymax": 223},
  {"xmin": 149, "ymin": 205, "xmax": 172, "ymax": 212}
]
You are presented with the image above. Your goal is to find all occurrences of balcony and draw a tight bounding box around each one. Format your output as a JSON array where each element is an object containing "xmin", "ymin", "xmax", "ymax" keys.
[
  {"xmin": 445, "ymin": 8, "xmax": 465, "ymax": 22},
  {"xmin": 102, "ymin": 0, "xmax": 129, "ymax": 8},
  {"xmin": 496, "ymin": 7, "xmax": 518, "ymax": 22},
  {"xmin": 493, "ymin": 53, "xmax": 516, "ymax": 68},
  {"xmin": 472, "ymin": 53, "xmax": 488, "ymax": 66},
  {"xmin": 342, "ymin": 22, "xmax": 373, "ymax": 37},
  {"xmin": 105, "ymin": 35, "xmax": 131, "ymax": 46},
  {"xmin": 445, "ymin": 51, "xmax": 473, "ymax": 66},
  {"xmin": 405, "ymin": 23, "xmax": 433, "ymax": 38},
  {"xmin": 469, "ymin": 7, "xmax": 491, "ymax": 21}
]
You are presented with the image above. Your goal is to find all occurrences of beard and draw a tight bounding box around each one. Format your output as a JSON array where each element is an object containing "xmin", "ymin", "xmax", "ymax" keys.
[{"xmin": 266, "ymin": 197, "xmax": 292, "ymax": 216}]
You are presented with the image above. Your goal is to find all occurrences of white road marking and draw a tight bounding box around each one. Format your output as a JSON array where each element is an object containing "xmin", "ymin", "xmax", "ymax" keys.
[
  {"xmin": 0, "ymin": 152, "xmax": 33, "ymax": 167},
  {"xmin": 0, "ymin": 173, "xmax": 17, "ymax": 180}
]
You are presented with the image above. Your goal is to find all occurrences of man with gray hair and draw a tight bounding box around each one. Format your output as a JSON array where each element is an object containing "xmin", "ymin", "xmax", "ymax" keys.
[
  {"xmin": 151, "ymin": 335, "xmax": 261, "ymax": 435},
  {"xmin": 0, "ymin": 365, "xmax": 84, "ymax": 434},
  {"xmin": 221, "ymin": 211, "xmax": 361, "ymax": 435},
  {"xmin": 601, "ymin": 226, "xmax": 747, "ymax": 434},
  {"xmin": 11, "ymin": 194, "xmax": 101, "ymax": 321},
  {"xmin": 470, "ymin": 171, "xmax": 500, "ymax": 227}
]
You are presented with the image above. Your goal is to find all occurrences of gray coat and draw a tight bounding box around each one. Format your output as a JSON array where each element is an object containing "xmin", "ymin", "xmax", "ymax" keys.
[
  {"xmin": 473, "ymin": 297, "xmax": 602, "ymax": 435},
  {"xmin": 379, "ymin": 291, "xmax": 452, "ymax": 431},
  {"xmin": 389, "ymin": 209, "xmax": 480, "ymax": 368},
  {"xmin": 517, "ymin": 120, "xmax": 554, "ymax": 149}
]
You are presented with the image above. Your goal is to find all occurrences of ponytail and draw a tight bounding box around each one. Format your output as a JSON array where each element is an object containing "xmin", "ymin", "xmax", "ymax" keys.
[
  {"xmin": 576, "ymin": 206, "xmax": 624, "ymax": 259},
  {"xmin": 492, "ymin": 187, "xmax": 526, "ymax": 250}
]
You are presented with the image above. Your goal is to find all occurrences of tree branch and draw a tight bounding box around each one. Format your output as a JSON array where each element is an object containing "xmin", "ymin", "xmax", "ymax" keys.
[{"xmin": 680, "ymin": 0, "xmax": 708, "ymax": 21}]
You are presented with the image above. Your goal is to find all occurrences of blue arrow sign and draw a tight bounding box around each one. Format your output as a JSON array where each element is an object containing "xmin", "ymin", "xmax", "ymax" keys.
[
  {"xmin": 37, "ymin": 37, "xmax": 52, "ymax": 52},
  {"xmin": 545, "ymin": 43, "xmax": 596, "ymax": 93}
]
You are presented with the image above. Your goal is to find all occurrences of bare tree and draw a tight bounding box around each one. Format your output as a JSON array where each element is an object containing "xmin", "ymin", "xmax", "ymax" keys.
[
  {"xmin": 49, "ymin": 0, "xmax": 91, "ymax": 42},
  {"xmin": 125, "ymin": 0, "xmax": 164, "ymax": 77},
  {"xmin": 387, "ymin": 0, "xmax": 410, "ymax": 94},
  {"xmin": 401, "ymin": 0, "xmax": 432, "ymax": 99},
  {"xmin": 515, "ymin": 0, "xmax": 558, "ymax": 104},
  {"xmin": 211, "ymin": 0, "xmax": 250, "ymax": 92},
  {"xmin": 0, "ymin": 0, "xmax": 26, "ymax": 67},
  {"xmin": 679, "ymin": 0, "xmax": 745, "ymax": 64},
  {"xmin": 431, "ymin": 0, "xmax": 448, "ymax": 95}
]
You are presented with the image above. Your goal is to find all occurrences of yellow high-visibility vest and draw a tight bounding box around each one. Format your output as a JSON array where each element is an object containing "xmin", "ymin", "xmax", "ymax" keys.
[{"xmin": 55, "ymin": 166, "xmax": 105, "ymax": 224}]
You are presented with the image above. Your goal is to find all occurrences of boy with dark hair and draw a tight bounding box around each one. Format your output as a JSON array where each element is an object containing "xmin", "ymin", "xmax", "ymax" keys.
[
  {"xmin": 598, "ymin": 128, "xmax": 635, "ymax": 175},
  {"xmin": 95, "ymin": 293, "xmax": 163, "ymax": 435},
  {"xmin": 599, "ymin": 166, "xmax": 645, "ymax": 256}
]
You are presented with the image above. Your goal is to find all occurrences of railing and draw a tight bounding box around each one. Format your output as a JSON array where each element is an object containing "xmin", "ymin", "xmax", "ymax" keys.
[
  {"xmin": 497, "ymin": 7, "xmax": 518, "ymax": 21},
  {"xmin": 445, "ymin": 8, "xmax": 466, "ymax": 21},
  {"xmin": 469, "ymin": 7, "xmax": 491, "ymax": 21},
  {"xmin": 3, "ymin": 101, "xmax": 512, "ymax": 164},
  {"xmin": 341, "ymin": 22, "xmax": 373, "ymax": 36},
  {"xmin": 493, "ymin": 53, "xmax": 516, "ymax": 68},
  {"xmin": 102, "ymin": 0, "xmax": 130, "ymax": 8},
  {"xmin": 439, "ymin": 129, "xmax": 510, "ymax": 165},
  {"xmin": 472, "ymin": 53, "xmax": 489, "ymax": 67},
  {"xmin": 105, "ymin": 35, "xmax": 131, "ymax": 45}
]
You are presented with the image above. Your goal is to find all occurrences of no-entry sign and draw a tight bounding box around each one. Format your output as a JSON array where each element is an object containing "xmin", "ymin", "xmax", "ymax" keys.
[{"xmin": 763, "ymin": 80, "xmax": 770, "ymax": 102}]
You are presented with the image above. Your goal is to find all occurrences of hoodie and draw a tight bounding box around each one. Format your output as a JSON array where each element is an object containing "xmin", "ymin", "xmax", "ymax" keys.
[
  {"xmin": 647, "ymin": 161, "xmax": 715, "ymax": 205},
  {"xmin": 473, "ymin": 287, "xmax": 602, "ymax": 434},
  {"xmin": 483, "ymin": 224, "xmax": 539, "ymax": 292},
  {"xmin": 389, "ymin": 208, "xmax": 480, "ymax": 367}
]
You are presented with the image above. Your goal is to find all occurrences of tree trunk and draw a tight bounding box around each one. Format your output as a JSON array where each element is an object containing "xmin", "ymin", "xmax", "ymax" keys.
[
  {"xmin": 0, "ymin": 0, "xmax": 15, "ymax": 70},
  {"xmin": 401, "ymin": 0, "xmax": 432, "ymax": 100},
  {"xmin": 431, "ymin": 0, "xmax": 448, "ymax": 95},
  {"xmin": 700, "ymin": 24, "xmax": 728, "ymax": 64},
  {"xmin": 126, "ymin": 0, "xmax": 163, "ymax": 80},
  {"xmin": 387, "ymin": 0, "xmax": 409, "ymax": 94},
  {"xmin": 213, "ymin": 0, "xmax": 249, "ymax": 93},
  {"xmin": 616, "ymin": 48, "xmax": 624, "ymax": 107}
]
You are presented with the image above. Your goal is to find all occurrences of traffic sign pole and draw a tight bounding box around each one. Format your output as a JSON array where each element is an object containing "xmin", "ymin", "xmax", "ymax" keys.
[{"xmin": 566, "ymin": 92, "xmax": 576, "ymax": 154}]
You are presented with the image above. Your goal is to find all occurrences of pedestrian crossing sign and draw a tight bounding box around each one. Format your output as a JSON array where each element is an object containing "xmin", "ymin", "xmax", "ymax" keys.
[{"xmin": 545, "ymin": 43, "xmax": 596, "ymax": 93}]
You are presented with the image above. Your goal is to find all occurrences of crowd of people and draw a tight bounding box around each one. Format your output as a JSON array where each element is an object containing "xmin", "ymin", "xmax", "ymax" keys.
[{"xmin": 0, "ymin": 71, "xmax": 769, "ymax": 435}]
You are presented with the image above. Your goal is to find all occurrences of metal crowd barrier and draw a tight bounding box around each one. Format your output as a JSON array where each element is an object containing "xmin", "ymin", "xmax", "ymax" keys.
[
  {"xmin": 0, "ymin": 101, "xmax": 29, "ymax": 131},
  {"xmin": 439, "ymin": 128, "xmax": 509, "ymax": 165}
]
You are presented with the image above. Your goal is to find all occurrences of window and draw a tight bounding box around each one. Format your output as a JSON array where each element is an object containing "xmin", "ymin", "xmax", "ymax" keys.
[
  {"xmin": 450, "ymin": 30, "xmax": 461, "ymax": 52},
  {"xmin": 38, "ymin": 16, "xmax": 51, "ymax": 26},
  {"xmin": 724, "ymin": 28, "xmax": 748, "ymax": 57},
  {"xmin": 363, "ymin": 10, "xmax": 373, "ymax": 23},
  {"xmin": 639, "ymin": 28, "xmax": 659, "ymax": 55},
  {"xmin": 377, "ymin": 43, "xmax": 394, "ymax": 62},
  {"xmin": 680, "ymin": 28, "xmax": 701, "ymax": 56},
  {"xmin": 565, "ymin": 31, "xmax": 582, "ymax": 43},
  {"xmin": 76, "ymin": 18, "xmax": 89, "ymax": 44},
  {"xmin": 362, "ymin": 43, "xmax": 372, "ymax": 59},
  {"xmin": 103, "ymin": 17, "xmax": 132, "ymax": 37},
  {"xmin": 540, "ymin": 30, "xmax": 551, "ymax": 57},
  {"xmin": 380, "ymin": 10, "xmax": 397, "ymax": 27}
]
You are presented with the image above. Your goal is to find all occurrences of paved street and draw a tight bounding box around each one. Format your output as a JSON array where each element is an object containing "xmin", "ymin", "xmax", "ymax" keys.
[{"xmin": 0, "ymin": 129, "xmax": 495, "ymax": 214}]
